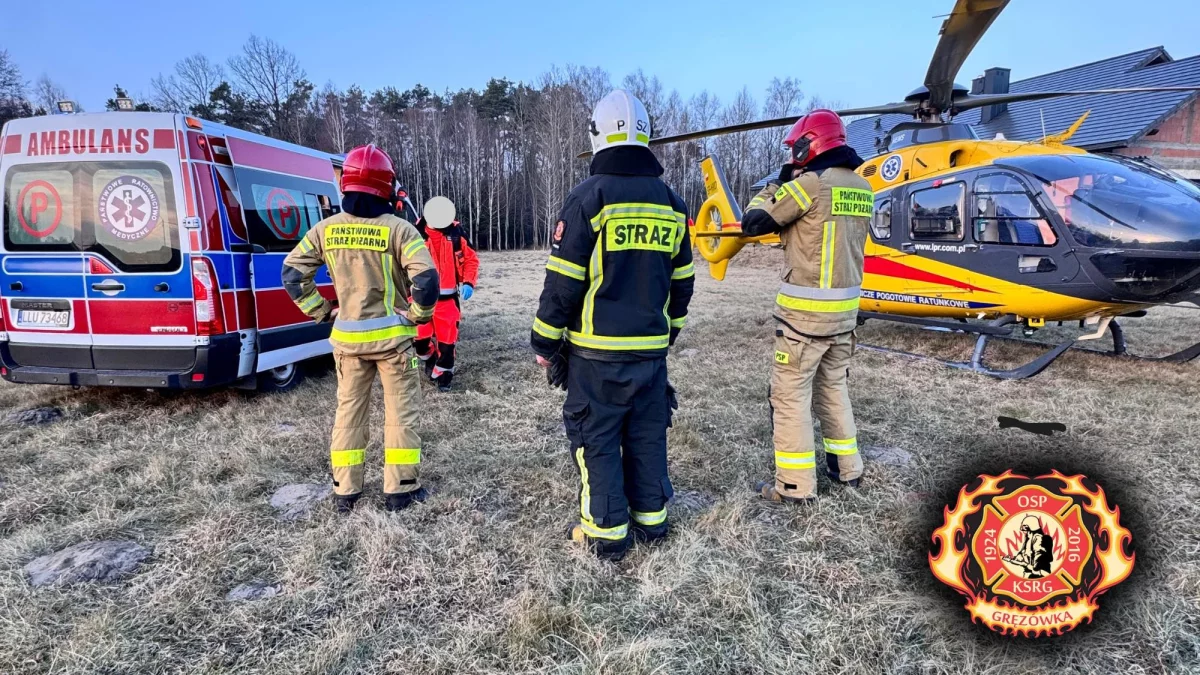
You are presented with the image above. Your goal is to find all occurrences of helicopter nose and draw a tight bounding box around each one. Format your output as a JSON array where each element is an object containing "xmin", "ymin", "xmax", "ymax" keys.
[{"xmin": 1088, "ymin": 251, "xmax": 1200, "ymax": 303}]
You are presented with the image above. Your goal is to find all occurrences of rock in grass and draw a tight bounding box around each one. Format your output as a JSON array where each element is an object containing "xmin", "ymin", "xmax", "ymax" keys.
[
  {"xmin": 671, "ymin": 490, "xmax": 716, "ymax": 513},
  {"xmin": 7, "ymin": 407, "xmax": 63, "ymax": 426},
  {"xmin": 226, "ymin": 580, "xmax": 282, "ymax": 602},
  {"xmin": 678, "ymin": 348, "xmax": 700, "ymax": 358},
  {"xmin": 25, "ymin": 540, "xmax": 150, "ymax": 587},
  {"xmin": 863, "ymin": 445, "xmax": 913, "ymax": 467},
  {"xmin": 270, "ymin": 484, "xmax": 332, "ymax": 521}
]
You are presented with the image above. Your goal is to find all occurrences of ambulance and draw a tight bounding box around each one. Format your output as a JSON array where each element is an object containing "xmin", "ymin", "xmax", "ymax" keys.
[{"xmin": 0, "ymin": 111, "xmax": 414, "ymax": 391}]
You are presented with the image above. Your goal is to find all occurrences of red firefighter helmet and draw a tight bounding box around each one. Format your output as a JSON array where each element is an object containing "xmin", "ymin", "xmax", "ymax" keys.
[
  {"xmin": 783, "ymin": 109, "xmax": 847, "ymax": 167},
  {"xmin": 341, "ymin": 144, "xmax": 395, "ymax": 199}
]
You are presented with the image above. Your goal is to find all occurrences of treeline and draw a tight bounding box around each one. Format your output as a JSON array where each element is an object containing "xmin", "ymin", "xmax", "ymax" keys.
[{"xmin": 2, "ymin": 40, "xmax": 836, "ymax": 250}]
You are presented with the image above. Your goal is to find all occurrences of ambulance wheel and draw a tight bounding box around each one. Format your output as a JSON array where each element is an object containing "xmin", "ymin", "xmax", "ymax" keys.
[{"xmin": 258, "ymin": 362, "xmax": 304, "ymax": 393}]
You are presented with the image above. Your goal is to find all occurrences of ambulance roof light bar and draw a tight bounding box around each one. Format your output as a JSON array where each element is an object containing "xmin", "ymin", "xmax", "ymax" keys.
[
  {"xmin": 115, "ymin": 97, "xmax": 135, "ymax": 112},
  {"xmin": 56, "ymin": 101, "xmax": 76, "ymax": 114}
]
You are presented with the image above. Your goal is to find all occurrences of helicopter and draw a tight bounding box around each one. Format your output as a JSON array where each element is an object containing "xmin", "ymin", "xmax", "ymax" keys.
[{"xmin": 643, "ymin": 0, "xmax": 1200, "ymax": 378}]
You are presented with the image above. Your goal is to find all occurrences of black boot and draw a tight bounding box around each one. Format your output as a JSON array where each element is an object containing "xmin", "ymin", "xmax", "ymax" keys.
[
  {"xmin": 568, "ymin": 525, "xmax": 631, "ymax": 561},
  {"xmin": 632, "ymin": 521, "xmax": 670, "ymax": 545},
  {"xmin": 385, "ymin": 487, "xmax": 428, "ymax": 512},
  {"xmin": 435, "ymin": 371, "xmax": 453, "ymax": 392},
  {"xmin": 333, "ymin": 493, "xmax": 361, "ymax": 514}
]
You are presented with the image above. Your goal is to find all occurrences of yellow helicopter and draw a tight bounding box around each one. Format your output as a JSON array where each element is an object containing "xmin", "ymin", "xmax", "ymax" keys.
[{"xmin": 652, "ymin": 0, "xmax": 1200, "ymax": 378}]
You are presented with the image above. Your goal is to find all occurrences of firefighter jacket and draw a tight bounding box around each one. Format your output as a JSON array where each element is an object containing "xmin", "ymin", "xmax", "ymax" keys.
[
  {"xmin": 417, "ymin": 221, "xmax": 480, "ymax": 297},
  {"xmin": 531, "ymin": 145, "xmax": 695, "ymax": 361},
  {"xmin": 742, "ymin": 163, "xmax": 872, "ymax": 337},
  {"xmin": 282, "ymin": 211, "xmax": 440, "ymax": 356}
]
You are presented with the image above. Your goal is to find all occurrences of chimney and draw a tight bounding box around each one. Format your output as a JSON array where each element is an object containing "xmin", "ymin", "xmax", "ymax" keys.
[{"xmin": 972, "ymin": 67, "xmax": 1011, "ymax": 124}]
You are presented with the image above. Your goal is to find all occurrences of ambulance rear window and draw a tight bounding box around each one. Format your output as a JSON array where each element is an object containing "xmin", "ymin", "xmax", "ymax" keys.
[{"xmin": 3, "ymin": 161, "xmax": 180, "ymax": 272}]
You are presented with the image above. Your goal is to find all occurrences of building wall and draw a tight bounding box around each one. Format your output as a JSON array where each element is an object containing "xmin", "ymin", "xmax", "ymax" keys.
[{"xmin": 1115, "ymin": 97, "xmax": 1200, "ymax": 179}]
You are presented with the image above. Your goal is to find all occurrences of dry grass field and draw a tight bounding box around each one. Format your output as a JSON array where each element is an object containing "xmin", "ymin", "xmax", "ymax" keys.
[{"xmin": 1, "ymin": 248, "xmax": 1199, "ymax": 674}]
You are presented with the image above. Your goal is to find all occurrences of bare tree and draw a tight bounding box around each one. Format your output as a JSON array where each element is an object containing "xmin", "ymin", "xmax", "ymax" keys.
[
  {"xmin": 0, "ymin": 49, "xmax": 33, "ymax": 126},
  {"xmin": 32, "ymin": 75, "xmax": 71, "ymax": 114},
  {"xmin": 152, "ymin": 54, "xmax": 225, "ymax": 113},
  {"xmin": 321, "ymin": 83, "xmax": 346, "ymax": 153},
  {"xmin": 228, "ymin": 36, "xmax": 305, "ymax": 139}
]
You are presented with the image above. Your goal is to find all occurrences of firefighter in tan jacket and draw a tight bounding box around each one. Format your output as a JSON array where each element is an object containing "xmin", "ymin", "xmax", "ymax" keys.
[
  {"xmin": 282, "ymin": 144, "xmax": 440, "ymax": 513},
  {"xmin": 740, "ymin": 110, "xmax": 873, "ymax": 503}
]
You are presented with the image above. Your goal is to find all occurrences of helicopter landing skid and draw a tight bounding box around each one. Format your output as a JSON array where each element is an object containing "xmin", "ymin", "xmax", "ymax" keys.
[
  {"xmin": 1057, "ymin": 319, "xmax": 1200, "ymax": 363},
  {"xmin": 856, "ymin": 314, "xmax": 1076, "ymax": 380}
]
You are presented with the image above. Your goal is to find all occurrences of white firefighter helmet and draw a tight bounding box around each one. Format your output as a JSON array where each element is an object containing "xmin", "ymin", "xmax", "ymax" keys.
[
  {"xmin": 588, "ymin": 89, "xmax": 652, "ymax": 155},
  {"xmin": 423, "ymin": 196, "xmax": 456, "ymax": 229},
  {"xmin": 1020, "ymin": 515, "xmax": 1042, "ymax": 532}
]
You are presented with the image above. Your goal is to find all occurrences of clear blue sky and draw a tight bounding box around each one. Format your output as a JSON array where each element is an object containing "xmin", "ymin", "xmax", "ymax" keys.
[{"xmin": 6, "ymin": 0, "xmax": 1200, "ymax": 113}]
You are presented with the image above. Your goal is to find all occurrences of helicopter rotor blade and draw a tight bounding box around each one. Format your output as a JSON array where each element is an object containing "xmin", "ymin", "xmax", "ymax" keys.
[
  {"xmin": 925, "ymin": 0, "xmax": 1011, "ymax": 112},
  {"xmin": 951, "ymin": 86, "xmax": 1200, "ymax": 113},
  {"xmin": 576, "ymin": 102, "xmax": 921, "ymax": 158}
]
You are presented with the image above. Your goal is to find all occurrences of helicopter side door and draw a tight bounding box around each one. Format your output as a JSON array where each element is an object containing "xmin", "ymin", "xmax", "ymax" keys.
[{"xmin": 963, "ymin": 170, "xmax": 1080, "ymax": 302}]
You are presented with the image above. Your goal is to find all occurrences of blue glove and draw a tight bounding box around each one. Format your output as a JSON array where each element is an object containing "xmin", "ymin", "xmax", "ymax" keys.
[{"xmin": 460, "ymin": 284, "xmax": 474, "ymax": 301}]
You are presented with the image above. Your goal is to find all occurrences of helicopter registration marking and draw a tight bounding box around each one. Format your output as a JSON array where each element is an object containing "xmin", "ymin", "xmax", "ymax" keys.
[{"xmin": 880, "ymin": 154, "xmax": 904, "ymax": 182}]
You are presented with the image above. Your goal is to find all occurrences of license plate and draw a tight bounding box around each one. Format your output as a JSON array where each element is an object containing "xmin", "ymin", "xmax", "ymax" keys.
[{"xmin": 15, "ymin": 309, "xmax": 70, "ymax": 328}]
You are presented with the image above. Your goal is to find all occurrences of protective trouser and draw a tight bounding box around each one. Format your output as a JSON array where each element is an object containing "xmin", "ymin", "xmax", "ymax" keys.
[
  {"xmin": 330, "ymin": 345, "xmax": 423, "ymax": 496},
  {"xmin": 769, "ymin": 330, "xmax": 863, "ymax": 499},
  {"xmin": 415, "ymin": 298, "xmax": 461, "ymax": 377},
  {"xmin": 563, "ymin": 354, "xmax": 674, "ymax": 542}
]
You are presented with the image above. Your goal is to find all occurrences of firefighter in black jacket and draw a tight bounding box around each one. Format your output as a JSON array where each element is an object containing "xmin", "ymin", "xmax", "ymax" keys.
[{"xmin": 531, "ymin": 89, "xmax": 695, "ymax": 561}]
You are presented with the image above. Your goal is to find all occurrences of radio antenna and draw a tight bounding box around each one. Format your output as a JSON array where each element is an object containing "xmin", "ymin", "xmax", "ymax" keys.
[{"xmin": 1040, "ymin": 109, "xmax": 1048, "ymax": 143}]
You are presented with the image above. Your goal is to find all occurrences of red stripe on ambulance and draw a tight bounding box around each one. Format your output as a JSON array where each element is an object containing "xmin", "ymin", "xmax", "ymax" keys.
[{"xmin": 88, "ymin": 299, "xmax": 196, "ymax": 335}]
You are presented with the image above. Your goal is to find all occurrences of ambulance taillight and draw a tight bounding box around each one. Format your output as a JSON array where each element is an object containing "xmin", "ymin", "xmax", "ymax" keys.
[{"xmin": 191, "ymin": 257, "xmax": 226, "ymax": 336}]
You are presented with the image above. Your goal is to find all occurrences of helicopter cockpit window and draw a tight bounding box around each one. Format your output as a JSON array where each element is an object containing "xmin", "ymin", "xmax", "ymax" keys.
[
  {"xmin": 999, "ymin": 154, "xmax": 1200, "ymax": 252},
  {"xmin": 973, "ymin": 173, "xmax": 1057, "ymax": 246},
  {"xmin": 871, "ymin": 198, "xmax": 892, "ymax": 240},
  {"xmin": 910, "ymin": 182, "xmax": 964, "ymax": 241}
]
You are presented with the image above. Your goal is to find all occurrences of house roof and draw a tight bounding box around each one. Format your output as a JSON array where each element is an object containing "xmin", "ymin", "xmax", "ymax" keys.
[{"xmin": 846, "ymin": 47, "xmax": 1200, "ymax": 158}]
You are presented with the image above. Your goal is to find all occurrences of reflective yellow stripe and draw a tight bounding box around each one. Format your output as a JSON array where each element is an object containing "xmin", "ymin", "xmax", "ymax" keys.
[
  {"xmin": 631, "ymin": 508, "xmax": 667, "ymax": 526},
  {"xmin": 785, "ymin": 182, "xmax": 813, "ymax": 209},
  {"xmin": 606, "ymin": 132, "xmax": 628, "ymax": 144},
  {"xmin": 383, "ymin": 254, "xmax": 396, "ymax": 316},
  {"xmin": 775, "ymin": 451, "xmax": 816, "ymax": 469},
  {"xmin": 385, "ymin": 448, "xmax": 421, "ymax": 465},
  {"xmin": 823, "ymin": 438, "xmax": 859, "ymax": 456},
  {"xmin": 575, "ymin": 445, "xmax": 628, "ymax": 540},
  {"xmin": 672, "ymin": 263, "xmax": 695, "ymax": 280},
  {"xmin": 408, "ymin": 303, "xmax": 434, "ymax": 322},
  {"xmin": 546, "ymin": 256, "xmax": 586, "ymax": 281},
  {"xmin": 325, "ymin": 253, "xmax": 336, "ymax": 279},
  {"xmin": 636, "ymin": 133, "xmax": 649, "ymax": 144},
  {"xmin": 582, "ymin": 242, "xmax": 603, "ymax": 334},
  {"xmin": 297, "ymin": 237, "xmax": 314, "ymax": 254},
  {"xmin": 670, "ymin": 316, "xmax": 687, "ymax": 329},
  {"xmin": 331, "ymin": 449, "xmax": 365, "ymax": 467},
  {"xmin": 567, "ymin": 332, "xmax": 670, "ymax": 351},
  {"xmin": 533, "ymin": 317, "xmax": 565, "ymax": 340},
  {"xmin": 330, "ymin": 323, "xmax": 418, "ymax": 344},
  {"xmin": 775, "ymin": 295, "xmax": 860, "ymax": 313},
  {"xmin": 581, "ymin": 520, "xmax": 628, "ymax": 540},
  {"xmin": 403, "ymin": 238, "xmax": 425, "ymax": 259},
  {"xmin": 589, "ymin": 203, "xmax": 686, "ymax": 232},
  {"xmin": 297, "ymin": 291, "xmax": 323, "ymax": 313},
  {"xmin": 820, "ymin": 221, "xmax": 836, "ymax": 289}
]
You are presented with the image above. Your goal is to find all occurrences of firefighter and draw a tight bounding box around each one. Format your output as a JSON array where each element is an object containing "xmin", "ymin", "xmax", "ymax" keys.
[
  {"xmin": 282, "ymin": 144, "xmax": 439, "ymax": 513},
  {"xmin": 531, "ymin": 89, "xmax": 695, "ymax": 561},
  {"xmin": 411, "ymin": 198, "xmax": 480, "ymax": 392},
  {"xmin": 740, "ymin": 110, "xmax": 872, "ymax": 504}
]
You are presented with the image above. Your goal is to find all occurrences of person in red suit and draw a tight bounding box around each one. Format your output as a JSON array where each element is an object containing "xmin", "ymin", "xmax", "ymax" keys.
[{"xmin": 412, "ymin": 201, "xmax": 480, "ymax": 391}]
